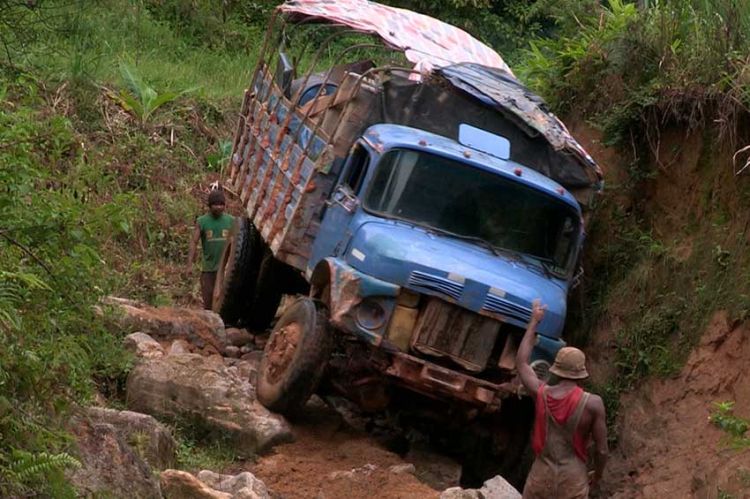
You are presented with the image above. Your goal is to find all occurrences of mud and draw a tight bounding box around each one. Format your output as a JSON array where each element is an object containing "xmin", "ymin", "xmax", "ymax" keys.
[{"xmin": 244, "ymin": 399, "xmax": 439, "ymax": 499}]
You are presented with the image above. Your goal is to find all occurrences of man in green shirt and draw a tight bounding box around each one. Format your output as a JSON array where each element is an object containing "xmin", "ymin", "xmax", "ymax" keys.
[{"xmin": 187, "ymin": 189, "xmax": 234, "ymax": 309}]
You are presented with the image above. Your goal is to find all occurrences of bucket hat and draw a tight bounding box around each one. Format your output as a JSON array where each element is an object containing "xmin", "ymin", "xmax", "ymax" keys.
[{"xmin": 549, "ymin": 347, "xmax": 589, "ymax": 380}]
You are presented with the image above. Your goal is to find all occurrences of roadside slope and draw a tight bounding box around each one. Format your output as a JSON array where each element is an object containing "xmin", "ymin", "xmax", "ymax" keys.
[{"xmin": 605, "ymin": 311, "xmax": 750, "ymax": 497}]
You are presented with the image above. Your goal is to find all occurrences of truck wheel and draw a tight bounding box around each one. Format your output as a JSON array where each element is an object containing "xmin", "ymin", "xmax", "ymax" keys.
[
  {"xmin": 459, "ymin": 396, "xmax": 534, "ymax": 489},
  {"xmin": 243, "ymin": 248, "xmax": 283, "ymax": 330},
  {"xmin": 256, "ymin": 297, "xmax": 333, "ymax": 415},
  {"xmin": 213, "ymin": 218, "xmax": 262, "ymax": 325}
]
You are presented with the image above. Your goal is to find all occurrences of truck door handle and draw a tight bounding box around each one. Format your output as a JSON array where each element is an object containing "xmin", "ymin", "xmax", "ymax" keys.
[{"xmin": 326, "ymin": 189, "xmax": 358, "ymax": 213}]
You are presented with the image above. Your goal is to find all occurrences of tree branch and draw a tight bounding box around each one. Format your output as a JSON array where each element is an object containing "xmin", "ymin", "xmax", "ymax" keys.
[{"xmin": 0, "ymin": 230, "xmax": 54, "ymax": 277}]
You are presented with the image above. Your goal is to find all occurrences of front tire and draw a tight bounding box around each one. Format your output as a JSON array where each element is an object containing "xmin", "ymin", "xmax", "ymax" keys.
[{"xmin": 256, "ymin": 297, "xmax": 333, "ymax": 415}]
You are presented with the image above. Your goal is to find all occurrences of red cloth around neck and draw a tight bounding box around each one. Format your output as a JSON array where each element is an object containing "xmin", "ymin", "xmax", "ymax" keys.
[{"xmin": 531, "ymin": 384, "xmax": 589, "ymax": 463}]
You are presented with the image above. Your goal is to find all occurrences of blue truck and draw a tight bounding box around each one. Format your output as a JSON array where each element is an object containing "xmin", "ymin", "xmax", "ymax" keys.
[{"xmin": 213, "ymin": 0, "xmax": 602, "ymax": 474}]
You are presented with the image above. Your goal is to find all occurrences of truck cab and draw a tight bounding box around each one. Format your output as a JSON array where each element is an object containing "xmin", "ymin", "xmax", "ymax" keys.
[{"xmin": 299, "ymin": 123, "xmax": 580, "ymax": 409}]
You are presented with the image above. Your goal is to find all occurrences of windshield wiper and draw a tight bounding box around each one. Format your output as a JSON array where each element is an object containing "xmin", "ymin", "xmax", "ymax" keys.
[
  {"xmin": 425, "ymin": 224, "xmax": 565, "ymax": 279},
  {"xmin": 420, "ymin": 224, "xmax": 522, "ymax": 261},
  {"xmin": 535, "ymin": 256, "xmax": 567, "ymax": 279}
]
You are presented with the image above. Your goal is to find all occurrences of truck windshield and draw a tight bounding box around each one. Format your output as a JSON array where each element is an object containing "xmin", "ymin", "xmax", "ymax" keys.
[{"xmin": 363, "ymin": 149, "xmax": 581, "ymax": 276}]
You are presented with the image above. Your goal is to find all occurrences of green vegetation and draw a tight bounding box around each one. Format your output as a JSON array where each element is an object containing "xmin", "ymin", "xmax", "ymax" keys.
[
  {"xmin": 116, "ymin": 62, "xmax": 197, "ymax": 124},
  {"xmin": 517, "ymin": 0, "xmax": 750, "ymax": 148},
  {"xmin": 0, "ymin": 0, "xmax": 263, "ymax": 494},
  {"xmin": 174, "ymin": 425, "xmax": 238, "ymax": 473},
  {"xmin": 710, "ymin": 401, "xmax": 750, "ymax": 449},
  {"xmin": 0, "ymin": 75, "xmax": 132, "ymax": 495},
  {"xmin": 17, "ymin": 0, "xmax": 259, "ymax": 102}
]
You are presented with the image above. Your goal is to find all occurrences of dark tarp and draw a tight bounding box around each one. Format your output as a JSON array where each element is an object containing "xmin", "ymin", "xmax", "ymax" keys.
[
  {"xmin": 379, "ymin": 69, "xmax": 600, "ymax": 192},
  {"xmin": 439, "ymin": 63, "xmax": 602, "ymax": 188}
]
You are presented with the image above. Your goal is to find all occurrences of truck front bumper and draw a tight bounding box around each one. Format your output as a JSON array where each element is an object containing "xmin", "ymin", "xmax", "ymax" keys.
[{"xmin": 384, "ymin": 351, "xmax": 518, "ymax": 411}]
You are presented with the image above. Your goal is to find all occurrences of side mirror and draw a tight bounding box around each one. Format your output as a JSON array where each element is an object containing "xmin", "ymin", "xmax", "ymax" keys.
[{"xmin": 276, "ymin": 52, "xmax": 294, "ymax": 98}]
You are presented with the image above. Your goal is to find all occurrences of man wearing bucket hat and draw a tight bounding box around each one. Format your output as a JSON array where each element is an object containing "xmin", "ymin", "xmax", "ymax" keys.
[{"xmin": 516, "ymin": 300, "xmax": 608, "ymax": 498}]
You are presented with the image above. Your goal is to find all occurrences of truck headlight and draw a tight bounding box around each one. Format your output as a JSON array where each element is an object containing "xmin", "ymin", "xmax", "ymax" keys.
[{"xmin": 356, "ymin": 298, "xmax": 387, "ymax": 330}]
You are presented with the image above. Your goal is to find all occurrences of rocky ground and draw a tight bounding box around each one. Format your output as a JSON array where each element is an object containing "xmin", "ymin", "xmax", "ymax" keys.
[{"xmin": 71, "ymin": 297, "xmax": 521, "ymax": 498}]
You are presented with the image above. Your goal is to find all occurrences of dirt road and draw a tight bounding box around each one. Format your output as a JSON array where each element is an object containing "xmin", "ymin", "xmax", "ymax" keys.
[{"xmin": 245, "ymin": 400, "xmax": 439, "ymax": 499}]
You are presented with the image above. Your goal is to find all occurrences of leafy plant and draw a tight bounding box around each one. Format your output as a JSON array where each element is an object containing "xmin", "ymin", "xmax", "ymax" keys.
[
  {"xmin": 206, "ymin": 139, "xmax": 232, "ymax": 172},
  {"xmin": 115, "ymin": 62, "xmax": 197, "ymax": 124},
  {"xmin": 6, "ymin": 450, "xmax": 81, "ymax": 482},
  {"xmin": 0, "ymin": 72, "xmax": 132, "ymax": 495},
  {"xmin": 710, "ymin": 401, "xmax": 750, "ymax": 449},
  {"xmin": 173, "ymin": 423, "xmax": 237, "ymax": 472}
]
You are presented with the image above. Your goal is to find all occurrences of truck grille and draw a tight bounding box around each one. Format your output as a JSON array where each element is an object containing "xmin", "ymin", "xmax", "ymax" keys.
[
  {"xmin": 482, "ymin": 294, "xmax": 531, "ymax": 323},
  {"xmin": 412, "ymin": 297, "xmax": 500, "ymax": 372},
  {"xmin": 407, "ymin": 271, "xmax": 463, "ymax": 301}
]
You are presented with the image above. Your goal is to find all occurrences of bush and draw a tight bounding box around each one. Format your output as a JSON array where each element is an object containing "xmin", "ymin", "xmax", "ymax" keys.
[
  {"xmin": 0, "ymin": 72, "xmax": 131, "ymax": 496},
  {"xmin": 517, "ymin": 0, "xmax": 750, "ymax": 147}
]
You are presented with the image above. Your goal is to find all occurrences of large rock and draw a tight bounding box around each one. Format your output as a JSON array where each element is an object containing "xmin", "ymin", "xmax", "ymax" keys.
[
  {"xmin": 108, "ymin": 296, "xmax": 227, "ymax": 351},
  {"xmin": 69, "ymin": 418, "xmax": 161, "ymax": 498},
  {"xmin": 161, "ymin": 470, "xmax": 231, "ymax": 499},
  {"xmin": 197, "ymin": 470, "xmax": 271, "ymax": 498},
  {"xmin": 439, "ymin": 475, "xmax": 521, "ymax": 499},
  {"xmin": 161, "ymin": 470, "xmax": 270, "ymax": 499},
  {"xmin": 478, "ymin": 476, "xmax": 522, "ymax": 498},
  {"xmin": 126, "ymin": 353, "xmax": 292, "ymax": 455},
  {"xmin": 85, "ymin": 407, "xmax": 177, "ymax": 469},
  {"xmin": 124, "ymin": 332, "xmax": 165, "ymax": 359}
]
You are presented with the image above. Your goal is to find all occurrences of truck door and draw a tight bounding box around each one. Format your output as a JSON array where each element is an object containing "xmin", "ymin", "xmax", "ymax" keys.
[{"xmin": 308, "ymin": 142, "xmax": 371, "ymax": 271}]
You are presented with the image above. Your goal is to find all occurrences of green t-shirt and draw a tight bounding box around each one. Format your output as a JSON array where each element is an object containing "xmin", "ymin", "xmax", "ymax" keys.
[{"xmin": 197, "ymin": 213, "xmax": 234, "ymax": 272}]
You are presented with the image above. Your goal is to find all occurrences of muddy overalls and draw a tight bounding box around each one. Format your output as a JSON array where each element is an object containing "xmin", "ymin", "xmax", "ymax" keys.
[{"xmin": 523, "ymin": 387, "xmax": 591, "ymax": 499}]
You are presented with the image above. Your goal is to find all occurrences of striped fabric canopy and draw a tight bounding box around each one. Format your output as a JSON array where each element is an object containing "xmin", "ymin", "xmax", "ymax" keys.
[{"xmin": 279, "ymin": 0, "xmax": 513, "ymax": 74}]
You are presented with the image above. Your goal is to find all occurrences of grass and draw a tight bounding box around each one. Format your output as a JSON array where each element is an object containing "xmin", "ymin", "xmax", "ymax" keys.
[
  {"xmin": 172, "ymin": 422, "xmax": 240, "ymax": 473},
  {"xmin": 0, "ymin": 1, "xmax": 259, "ymax": 492},
  {"xmin": 517, "ymin": 0, "xmax": 750, "ymax": 150},
  {"xmin": 19, "ymin": 1, "xmax": 259, "ymax": 103},
  {"xmin": 710, "ymin": 401, "xmax": 750, "ymax": 449}
]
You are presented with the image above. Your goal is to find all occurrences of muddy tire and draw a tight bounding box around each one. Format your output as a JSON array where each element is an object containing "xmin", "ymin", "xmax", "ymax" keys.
[
  {"xmin": 256, "ymin": 297, "xmax": 333, "ymax": 415},
  {"xmin": 243, "ymin": 248, "xmax": 284, "ymax": 330},
  {"xmin": 212, "ymin": 218, "xmax": 262, "ymax": 325},
  {"xmin": 459, "ymin": 396, "xmax": 534, "ymax": 490}
]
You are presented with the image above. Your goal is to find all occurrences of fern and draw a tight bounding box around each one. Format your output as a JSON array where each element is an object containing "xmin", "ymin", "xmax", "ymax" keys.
[
  {"xmin": 7, "ymin": 450, "xmax": 81, "ymax": 481},
  {"xmin": 0, "ymin": 271, "xmax": 49, "ymax": 331}
]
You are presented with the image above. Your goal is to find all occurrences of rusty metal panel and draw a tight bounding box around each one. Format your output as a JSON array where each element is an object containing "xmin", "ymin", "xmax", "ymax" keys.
[
  {"xmin": 412, "ymin": 297, "xmax": 500, "ymax": 372},
  {"xmin": 228, "ymin": 66, "xmax": 339, "ymax": 271},
  {"xmin": 384, "ymin": 352, "xmax": 512, "ymax": 409}
]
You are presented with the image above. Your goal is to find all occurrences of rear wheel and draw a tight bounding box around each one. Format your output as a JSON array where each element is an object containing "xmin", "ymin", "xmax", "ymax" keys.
[
  {"xmin": 243, "ymin": 248, "xmax": 284, "ymax": 330},
  {"xmin": 212, "ymin": 218, "xmax": 262, "ymax": 325},
  {"xmin": 256, "ymin": 297, "xmax": 333, "ymax": 415}
]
